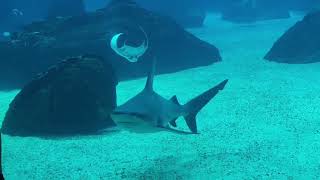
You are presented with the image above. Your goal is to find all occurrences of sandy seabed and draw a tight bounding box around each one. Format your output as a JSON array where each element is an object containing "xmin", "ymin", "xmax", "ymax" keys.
[{"xmin": 1, "ymin": 13, "xmax": 320, "ymax": 179}]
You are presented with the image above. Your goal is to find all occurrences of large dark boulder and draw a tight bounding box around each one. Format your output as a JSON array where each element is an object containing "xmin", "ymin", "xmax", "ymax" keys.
[
  {"xmin": 0, "ymin": 0, "xmax": 221, "ymax": 90},
  {"xmin": 221, "ymin": 0, "xmax": 290, "ymax": 23},
  {"xmin": 264, "ymin": 11, "xmax": 320, "ymax": 63},
  {"xmin": 1, "ymin": 55, "xmax": 117, "ymax": 136}
]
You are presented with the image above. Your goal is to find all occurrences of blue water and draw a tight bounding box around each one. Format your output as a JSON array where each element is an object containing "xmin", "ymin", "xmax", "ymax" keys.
[{"xmin": 1, "ymin": 0, "xmax": 320, "ymax": 179}]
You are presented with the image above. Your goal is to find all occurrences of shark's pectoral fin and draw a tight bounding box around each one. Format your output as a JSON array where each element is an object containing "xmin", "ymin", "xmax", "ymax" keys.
[
  {"xmin": 168, "ymin": 96, "xmax": 181, "ymax": 128},
  {"xmin": 184, "ymin": 113, "xmax": 198, "ymax": 134},
  {"xmin": 170, "ymin": 95, "xmax": 181, "ymax": 106},
  {"xmin": 169, "ymin": 117, "xmax": 178, "ymax": 127}
]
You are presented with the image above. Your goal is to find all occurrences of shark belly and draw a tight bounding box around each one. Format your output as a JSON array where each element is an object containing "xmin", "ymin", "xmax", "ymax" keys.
[{"xmin": 110, "ymin": 113, "xmax": 164, "ymax": 133}]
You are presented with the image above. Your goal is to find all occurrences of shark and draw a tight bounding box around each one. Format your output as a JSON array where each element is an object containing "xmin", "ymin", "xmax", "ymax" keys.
[{"xmin": 110, "ymin": 58, "xmax": 228, "ymax": 134}]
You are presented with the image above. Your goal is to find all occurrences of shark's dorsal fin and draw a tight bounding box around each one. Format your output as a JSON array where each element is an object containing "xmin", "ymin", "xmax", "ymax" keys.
[
  {"xmin": 170, "ymin": 95, "xmax": 181, "ymax": 106},
  {"xmin": 144, "ymin": 57, "xmax": 156, "ymax": 92}
]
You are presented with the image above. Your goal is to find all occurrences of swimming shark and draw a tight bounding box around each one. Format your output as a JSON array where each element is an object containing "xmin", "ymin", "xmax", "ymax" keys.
[{"xmin": 110, "ymin": 58, "xmax": 228, "ymax": 134}]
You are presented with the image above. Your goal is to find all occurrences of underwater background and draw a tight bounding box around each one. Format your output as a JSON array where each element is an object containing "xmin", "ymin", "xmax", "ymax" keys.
[{"xmin": 1, "ymin": 0, "xmax": 320, "ymax": 179}]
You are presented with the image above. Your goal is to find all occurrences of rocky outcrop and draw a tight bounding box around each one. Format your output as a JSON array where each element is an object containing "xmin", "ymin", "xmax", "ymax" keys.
[
  {"xmin": 0, "ymin": 0, "xmax": 221, "ymax": 90},
  {"xmin": 264, "ymin": 11, "xmax": 320, "ymax": 63},
  {"xmin": 1, "ymin": 55, "xmax": 117, "ymax": 136}
]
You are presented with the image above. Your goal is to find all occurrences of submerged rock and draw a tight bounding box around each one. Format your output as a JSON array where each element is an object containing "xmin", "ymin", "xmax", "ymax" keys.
[
  {"xmin": 0, "ymin": 0, "xmax": 221, "ymax": 90},
  {"xmin": 1, "ymin": 55, "xmax": 117, "ymax": 136},
  {"xmin": 264, "ymin": 11, "xmax": 320, "ymax": 63}
]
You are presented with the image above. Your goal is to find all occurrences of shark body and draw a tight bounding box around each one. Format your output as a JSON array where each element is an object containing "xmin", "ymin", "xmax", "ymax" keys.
[{"xmin": 111, "ymin": 59, "xmax": 228, "ymax": 133}]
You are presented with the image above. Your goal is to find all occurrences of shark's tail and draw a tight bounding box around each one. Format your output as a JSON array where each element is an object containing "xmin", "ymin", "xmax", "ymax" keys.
[{"xmin": 182, "ymin": 79, "xmax": 228, "ymax": 133}]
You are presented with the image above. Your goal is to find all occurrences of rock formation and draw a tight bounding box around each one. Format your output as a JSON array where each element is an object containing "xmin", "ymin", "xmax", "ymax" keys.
[
  {"xmin": 1, "ymin": 55, "xmax": 117, "ymax": 136},
  {"xmin": 264, "ymin": 11, "xmax": 320, "ymax": 63},
  {"xmin": 0, "ymin": 0, "xmax": 221, "ymax": 90}
]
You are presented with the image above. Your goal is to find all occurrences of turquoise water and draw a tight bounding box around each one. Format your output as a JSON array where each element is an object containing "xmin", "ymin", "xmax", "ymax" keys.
[{"xmin": 2, "ymin": 13, "xmax": 320, "ymax": 179}]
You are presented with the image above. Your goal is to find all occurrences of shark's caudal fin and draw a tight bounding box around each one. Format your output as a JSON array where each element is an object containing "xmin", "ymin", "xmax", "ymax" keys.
[
  {"xmin": 183, "ymin": 79, "xmax": 228, "ymax": 133},
  {"xmin": 143, "ymin": 57, "xmax": 156, "ymax": 92}
]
